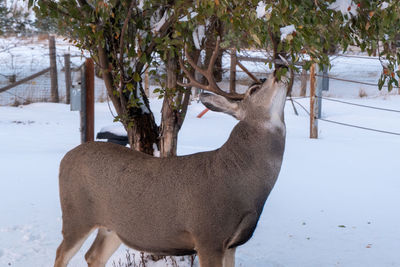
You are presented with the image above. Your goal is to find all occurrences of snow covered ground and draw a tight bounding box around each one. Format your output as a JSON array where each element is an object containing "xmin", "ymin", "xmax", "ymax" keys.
[{"xmin": 1, "ymin": 89, "xmax": 400, "ymax": 266}]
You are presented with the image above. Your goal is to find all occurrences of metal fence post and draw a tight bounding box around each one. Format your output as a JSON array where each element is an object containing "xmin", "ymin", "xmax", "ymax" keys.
[{"xmin": 64, "ymin": 54, "xmax": 71, "ymax": 104}]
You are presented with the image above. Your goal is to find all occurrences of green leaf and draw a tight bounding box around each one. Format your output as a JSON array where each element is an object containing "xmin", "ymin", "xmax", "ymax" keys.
[{"xmin": 133, "ymin": 72, "xmax": 141, "ymax": 82}]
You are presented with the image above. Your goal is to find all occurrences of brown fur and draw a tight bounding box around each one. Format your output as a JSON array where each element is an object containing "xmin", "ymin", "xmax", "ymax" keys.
[{"xmin": 55, "ymin": 75, "xmax": 287, "ymax": 267}]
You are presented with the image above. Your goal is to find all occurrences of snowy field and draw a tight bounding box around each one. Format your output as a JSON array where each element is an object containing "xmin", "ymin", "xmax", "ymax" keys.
[{"xmin": 1, "ymin": 89, "xmax": 400, "ymax": 266}]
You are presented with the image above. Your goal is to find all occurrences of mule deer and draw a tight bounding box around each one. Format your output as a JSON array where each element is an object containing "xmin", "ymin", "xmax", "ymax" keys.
[{"xmin": 55, "ymin": 40, "xmax": 288, "ymax": 267}]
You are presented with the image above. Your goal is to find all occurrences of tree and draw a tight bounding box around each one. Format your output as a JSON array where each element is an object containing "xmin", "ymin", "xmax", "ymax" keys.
[
  {"xmin": 252, "ymin": 0, "xmax": 400, "ymax": 89},
  {"xmin": 30, "ymin": 0, "xmax": 259, "ymax": 156},
  {"xmin": 30, "ymin": 0, "xmax": 400, "ymax": 156},
  {"xmin": 32, "ymin": 0, "xmax": 171, "ymax": 154},
  {"xmin": 0, "ymin": 1, "xmax": 34, "ymax": 35}
]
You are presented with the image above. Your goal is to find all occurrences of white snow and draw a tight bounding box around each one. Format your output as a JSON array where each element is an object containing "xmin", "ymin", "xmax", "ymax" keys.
[
  {"xmin": 329, "ymin": 0, "xmax": 358, "ymax": 16},
  {"xmin": 256, "ymin": 2, "xmax": 272, "ymax": 20},
  {"xmin": 380, "ymin": 2, "xmax": 390, "ymax": 10},
  {"xmin": 153, "ymin": 143, "xmax": 160, "ymax": 157},
  {"xmin": 136, "ymin": 91, "xmax": 151, "ymax": 114},
  {"xmin": 280, "ymin": 25, "xmax": 296, "ymax": 41},
  {"xmin": 99, "ymin": 124, "xmax": 127, "ymax": 137},
  {"xmin": 1, "ymin": 87, "xmax": 400, "ymax": 267},
  {"xmin": 256, "ymin": 1, "xmax": 267, "ymax": 18},
  {"xmin": 192, "ymin": 25, "xmax": 205, "ymax": 50},
  {"xmin": 179, "ymin": 11, "xmax": 198, "ymax": 22},
  {"xmin": 152, "ymin": 11, "xmax": 169, "ymax": 33},
  {"xmin": 138, "ymin": 0, "xmax": 145, "ymax": 10}
]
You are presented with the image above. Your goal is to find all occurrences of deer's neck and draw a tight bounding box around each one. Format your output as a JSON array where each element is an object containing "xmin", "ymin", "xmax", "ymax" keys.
[{"xmin": 215, "ymin": 121, "xmax": 286, "ymax": 187}]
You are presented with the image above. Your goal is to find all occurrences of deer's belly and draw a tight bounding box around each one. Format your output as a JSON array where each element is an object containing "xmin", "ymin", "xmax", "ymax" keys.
[{"xmin": 115, "ymin": 228, "xmax": 196, "ymax": 256}]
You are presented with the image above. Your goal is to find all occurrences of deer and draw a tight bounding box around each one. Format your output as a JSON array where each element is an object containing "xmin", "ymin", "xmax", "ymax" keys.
[{"xmin": 54, "ymin": 39, "xmax": 288, "ymax": 267}]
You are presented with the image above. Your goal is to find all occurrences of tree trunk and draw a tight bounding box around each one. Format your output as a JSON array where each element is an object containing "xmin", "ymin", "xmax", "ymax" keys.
[
  {"xmin": 127, "ymin": 112, "xmax": 159, "ymax": 155},
  {"xmin": 159, "ymin": 49, "xmax": 200, "ymax": 157},
  {"xmin": 160, "ymin": 53, "xmax": 180, "ymax": 157},
  {"xmin": 98, "ymin": 45, "xmax": 159, "ymax": 155}
]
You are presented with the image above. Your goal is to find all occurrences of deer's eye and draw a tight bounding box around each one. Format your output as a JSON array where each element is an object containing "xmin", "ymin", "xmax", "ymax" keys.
[{"xmin": 249, "ymin": 85, "xmax": 260, "ymax": 95}]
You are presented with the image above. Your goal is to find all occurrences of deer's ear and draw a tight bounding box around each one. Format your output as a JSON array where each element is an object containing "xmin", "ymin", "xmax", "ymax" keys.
[{"xmin": 200, "ymin": 93, "xmax": 243, "ymax": 120}]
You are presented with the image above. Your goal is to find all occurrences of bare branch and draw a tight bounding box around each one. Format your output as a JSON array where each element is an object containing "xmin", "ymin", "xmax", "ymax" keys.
[{"xmin": 119, "ymin": 0, "xmax": 137, "ymax": 78}]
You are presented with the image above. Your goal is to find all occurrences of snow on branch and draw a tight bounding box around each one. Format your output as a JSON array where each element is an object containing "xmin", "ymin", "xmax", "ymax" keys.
[
  {"xmin": 280, "ymin": 25, "xmax": 296, "ymax": 41},
  {"xmin": 328, "ymin": 0, "xmax": 358, "ymax": 16},
  {"xmin": 192, "ymin": 25, "xmax": 205, "ymax": 50},
  {"xmin": 152, "ymin": 11, "xmax": 169, "ymax": 33}
]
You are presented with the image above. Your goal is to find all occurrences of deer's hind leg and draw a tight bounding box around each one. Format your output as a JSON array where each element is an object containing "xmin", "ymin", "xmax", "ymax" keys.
[
  {"xmin": 85, "ymin": 228, "xmax": 122, "ymax": 267},
  {"xmin": 54, "ymin": 224, "xmax": 94, "ymax": 267}
]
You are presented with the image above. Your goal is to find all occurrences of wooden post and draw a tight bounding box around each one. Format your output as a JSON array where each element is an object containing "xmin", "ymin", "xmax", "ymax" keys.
[
  {"xmin": 64, "ymin": 54, "xmax": 71, "ymax": 104},
  {"xmin": 49, "ymin": 36, "xmax": 59, "ymax": 103},
  {"xmin": 85, "ymin": 58, "xmax": 95, "ymax": 142},
  {"xmin": 80, "ymin": 59, "xmax": 95, "ymax": 143},
  {"xmin": 310, "ymin": 63, "xmax": 318, "ymax": 139},
  {"xmin": 144, "ymin": 68, "xmax": 149, "ymax": 97},
  {"xmin": 236, "ymin": 61, "xmax": 260, "ymax": 83},
  {"xmin": 229, "ymin": 48, "xmax": 237, "ymax": 93}
]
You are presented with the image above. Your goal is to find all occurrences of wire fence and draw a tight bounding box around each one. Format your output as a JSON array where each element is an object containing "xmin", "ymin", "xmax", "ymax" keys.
[
  {"xmin": 1, "ymin": 41, "xmax": 399, "ymax": 138},
  {"xmin": 0, "ymin": 53, "xmax": 108, "ymax": 106},
  {"xmin": 318, "ymin": 96, "xmax": 400, "ymax": 113},
  {"xmin": 229, "ymin": 52, "xmax": 400, "ymax": 138},
  {"xmin": 289, "ymin": 96, "xmax": 400, "ymax": 136},
  {"xmin": 313, "ymin": 73, "xmax": 400, "ymax": 90}
]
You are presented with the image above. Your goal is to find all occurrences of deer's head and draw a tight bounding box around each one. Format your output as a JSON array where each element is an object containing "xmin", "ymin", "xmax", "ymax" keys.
[
  {"xmin": 200, "ymin": 75, "xmax": 288, "ymax": 126},
  {"xmin": 178, "ymin": 39, "xmax": 288, "ymax": 126}
]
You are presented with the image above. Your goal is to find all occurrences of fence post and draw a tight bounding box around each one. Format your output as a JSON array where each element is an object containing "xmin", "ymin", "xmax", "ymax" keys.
[
  {"xmin": 49, "ymin": 36, "xmax": 59, "ymax": 103},
  {"xmin": 310, "ymin": 63, "xmax": 318, "ymax": 139},
  {"xmin": 80, "ymin": 58, "xmax": 95, "ymax": 143},
  {"xmin": 86, "ymin": 58, "xmax": 95, "ymax": 142},
  {"xmin": 229, "ymin": 48, "xmax": 237, "ymax": 93},
  {"xmin": 64, "ymin": 54, "xmax": 71, "ymax": 104}
]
